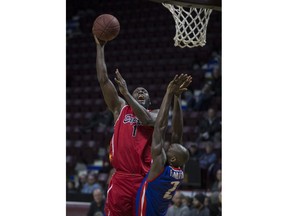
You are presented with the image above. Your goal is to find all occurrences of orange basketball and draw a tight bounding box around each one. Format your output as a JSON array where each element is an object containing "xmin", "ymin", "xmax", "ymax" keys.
[{"xmin": 92, "ymin": 14, "xmax": 120, "ymax": 41}]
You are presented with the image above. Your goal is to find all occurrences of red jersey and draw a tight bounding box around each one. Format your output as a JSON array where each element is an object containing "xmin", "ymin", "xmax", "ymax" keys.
[{"xmin": 109, "ymin": 105, "xmax": 154, "ymax": 176}]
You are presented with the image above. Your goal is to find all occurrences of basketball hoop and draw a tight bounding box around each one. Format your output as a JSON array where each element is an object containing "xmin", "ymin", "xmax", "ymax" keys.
[{"xmin": 163, "ymin": 3, "xmax": 212, "ymax": 48}]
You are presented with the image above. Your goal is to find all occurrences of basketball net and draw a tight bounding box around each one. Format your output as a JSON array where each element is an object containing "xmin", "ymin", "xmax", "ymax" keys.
[{"xmin": 163, "ymin": 3, "xmax": 212, "ymax": 48}]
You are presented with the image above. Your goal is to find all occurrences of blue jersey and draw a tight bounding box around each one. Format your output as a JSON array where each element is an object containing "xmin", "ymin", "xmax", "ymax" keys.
[{"xmin": 136, "ymin": 165, "xmax": 184, "ymax": 216}]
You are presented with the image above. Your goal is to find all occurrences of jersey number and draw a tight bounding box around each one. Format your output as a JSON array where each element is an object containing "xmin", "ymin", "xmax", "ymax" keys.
[
  {"xmin": 132, "ymin": 125, "xmax": 137, "ymax": 137},
  {"xmin": 163, "ymin": 181, "xmax": 180, "ymax": 199}
]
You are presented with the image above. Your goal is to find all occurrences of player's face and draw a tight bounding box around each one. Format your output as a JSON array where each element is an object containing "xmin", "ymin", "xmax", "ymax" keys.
[{"xmin": 132, "ymin": 87, "xmax": 151, "ymax": 109}]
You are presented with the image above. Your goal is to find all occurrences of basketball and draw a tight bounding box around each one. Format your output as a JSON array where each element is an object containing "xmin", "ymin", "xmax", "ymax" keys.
[{"xmin": 92, "ymin": 14, "xmax": 120, "ymax": 41}]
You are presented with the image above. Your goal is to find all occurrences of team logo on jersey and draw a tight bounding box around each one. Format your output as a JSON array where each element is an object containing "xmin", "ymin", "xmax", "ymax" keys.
[
  {"xmin": 170, "ymin": 169, "xmax": 184, "ymax": 180},
  {"xmin": 123, "ymin": 114, "xmax": 142, "ymax": 125}
]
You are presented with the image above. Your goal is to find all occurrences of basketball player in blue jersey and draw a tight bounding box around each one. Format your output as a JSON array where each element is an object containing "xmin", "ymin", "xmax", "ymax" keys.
[{"xmin": 136, "ymin": 74, "xmax": 192, "ymax": 216}]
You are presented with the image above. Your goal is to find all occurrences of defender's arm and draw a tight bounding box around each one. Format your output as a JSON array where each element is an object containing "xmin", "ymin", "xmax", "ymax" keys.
[
  {"xmin": 165, "ymin": 76, "xmax": 192, "ymax": 151},
  {"xmin": 147, "ymin": 74, "xmax": 189, "ymax": 181},
  {"xmin": 170, "ymin": 95, "xmax": 183, "ymax": 144}
]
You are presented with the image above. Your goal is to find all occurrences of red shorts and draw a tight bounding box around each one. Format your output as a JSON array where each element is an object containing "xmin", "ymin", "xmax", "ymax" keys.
[{"xmin": 105, "ymin": 171, "xmax": 145, "ymax": 216}]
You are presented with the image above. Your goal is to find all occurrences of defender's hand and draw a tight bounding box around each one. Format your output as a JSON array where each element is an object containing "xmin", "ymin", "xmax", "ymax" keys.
[
  {"xmin": 175, "ymin": 75, "xmax": 192, "ymax": 96},
  {"xmin": 167, "ymin": 74, "xmax": 191, "ymax": 95},
  {"xmin": 114, "ymin": 69, "xmax": 129, "ymax": 96}
]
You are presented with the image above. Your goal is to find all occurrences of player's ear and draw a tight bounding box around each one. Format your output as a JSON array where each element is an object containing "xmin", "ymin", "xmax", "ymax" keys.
[
  {"xmin": 145, "ymin": 98, "xmax": 151, "ymax": 109},
  {"xmin": 170, "ymin": 156, "xmax": 176, "ymax": 163}
]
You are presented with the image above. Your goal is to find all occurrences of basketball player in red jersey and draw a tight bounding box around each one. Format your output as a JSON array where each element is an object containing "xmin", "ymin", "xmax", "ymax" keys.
[{"xmin": 94, "ymin": 36, "xmax": 159, "ymax": 216}]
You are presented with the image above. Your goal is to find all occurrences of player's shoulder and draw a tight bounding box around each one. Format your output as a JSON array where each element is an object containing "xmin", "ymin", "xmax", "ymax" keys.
[
  {"xmin": 119, "ymin": 104, "xmax": 130, "ymax": 113},
  {"xmin": 114, "ymin": 104, "xmax": 129, "ymax": 123}
]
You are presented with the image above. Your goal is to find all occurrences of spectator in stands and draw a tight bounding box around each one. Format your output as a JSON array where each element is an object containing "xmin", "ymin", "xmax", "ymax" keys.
[
  {"xmin": 210, "ymin": 67, "xmax": 221, "ymax": 97},
  {"xmin": 192, "ymin": 82, "xmax": 214, "ymax": 111},
  {"xmin": 201, "ymin": 52, "xmax": 220, "ymax": 78},
  {"xmin": 197, "ymin": 108, "xmax": 221, "ymax": 142},
  {"xmin": 199, "ymin": 142, "xmax": 217, "ymax": 188},
  {"xmin": 77, "ymin": 172, "xmax": 87, "ymax": 192},
  {"xmin": 67, "ymin": 180, "xmax": 77, "ymax": 194},
  {"xmin": 87, "ymin": 188, "xmax": 105, "ymax": 216},
  {"xmin": 186, "ymin": 142, "xmax": 201, "ymax": 160},
  {"xmin": 80, "ymin": 108, "xmax": 113, "ymax": 133},
  {"xmin": 211, "ymin": 169, "xmax": 222, "ymax": 192},
  {"xmin": 208, "ymin": 192, "xmax": 221, "ymax": 216},
  {"xmin": 182, "ymin": 196, "xmax": 193, "ymax": 212},
  {"xmin": 199, "ymin": 142, "xmax": 217, "ymax": 170},
  {"xmin": 219, "ymin": 192, "xmax": 222, "ymax": 216},
  {"xmin": 183, "ymin": 90, "xmax": 195, "ymax": 111},
  {"xmin": 190, "ymin": 193, "xmax": 210, "ymax": 216},
  {"xmin": 166, "ymin": 191, "xmax": 190, "ymax": 216},
  {"xmin": 81, "ymin": 173, "xmax": 102, "ymax": 194},
  {"xmin": 204, "ymin": 195, "xmax": 210, "ymax": 207}
]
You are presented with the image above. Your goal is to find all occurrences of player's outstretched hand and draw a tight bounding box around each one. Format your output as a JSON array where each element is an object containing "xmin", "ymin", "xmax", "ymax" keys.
[
  {"xmin": 167, "ymin": 74, "xmax": 192, "ymax": 95},
  {"xmin": 175, "ymin": 75, "xmax": 192, "ymax": 96},
  {"xmin": 93, "ymin": 35, "xmax": 106, "ymax": 46},
  {"xmin": 114, "ymin": 69, "xmax": 129, "ymax": 96}
]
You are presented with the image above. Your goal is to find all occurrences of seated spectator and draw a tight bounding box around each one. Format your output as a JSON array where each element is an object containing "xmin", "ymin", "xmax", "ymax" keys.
[
  {"xmin": 210, "ymin": 169, "xmax": 222, "ymax": 192},
  {"xmin": 77, "ymin": 172, "xmax": 87, "ymax": 192},
  {"xmin": 210, "ymin": 67, "xmax": 221, "ymax": 97},
  {"xmin": 204, "ymin": 195, "xmax": 210, "ymax": 207},
  {"xmin": 183, "ymin": 90, "xmax": 195, "ymax": 111},
  {"xmin": 67, "ymin": 180, "xmax": 77, "ymax": 194},
  {"xmin": 166, "ymin": 191, "xmax": 190, "ymax": 216},
  {"xmin": 190, "ymin": 193, "xmax": 210, "ymax": 216},
  {"xmin": 192, "ymin": 82, "xmax": 214, "ymax": 111},
  {"xmin": 80, "ymin": 108, "xmax": 113, "ymax": 133},
  {"xmin": 87, "ymin": 188, "xmax": 105, "ymax": 216},
  {"xmin": 186, "ymin": 142, "xmax": 201, "ymax": 160},
  {"xmin": 182, "ymin": 195, "xmax": 193, "ymax": 212},
  {"xmin": 199, "ymin": 142, "xmax": 217, "ymax": 188},
  {"xmin": 199, "ymin": 142, "xmax": 217, "ymax": 170},
  {"xmin": 208, "ymin": 192, "xmax": 221, "ymax": 216},
  {"xmin": 197, "ymin": 108, "xmax": 221, "ymax": 143},
  {"xmin": 81, "ymin": 173, "xmax": 102, "ymax": 194}
]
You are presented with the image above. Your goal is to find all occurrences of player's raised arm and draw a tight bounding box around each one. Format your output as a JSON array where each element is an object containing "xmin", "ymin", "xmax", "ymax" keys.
[
  {"xmin": 169, "ymin": 76, "xmax": 192, "ymax": 149},
  {"xmin": 94, "ymin": 36, "xmax": 126, "ymax": 119},
  {"xmin": 114, "ymin": 69, "xmax": 158, "ymax": 126},
  {"xmin": 147, "ymin": 74, "xmax": 189, "ymax": 181}
]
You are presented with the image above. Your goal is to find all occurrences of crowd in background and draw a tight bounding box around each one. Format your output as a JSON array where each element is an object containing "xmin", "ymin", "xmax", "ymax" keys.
[{"xmin": 67, "ymin": 182, "xmax": 221, "ymax": 216}]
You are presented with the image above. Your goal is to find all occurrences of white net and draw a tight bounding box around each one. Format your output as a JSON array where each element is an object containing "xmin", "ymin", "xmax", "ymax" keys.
[{"xmin": 163, "ymin": 3, "xmax": 213, "ymax": 48}]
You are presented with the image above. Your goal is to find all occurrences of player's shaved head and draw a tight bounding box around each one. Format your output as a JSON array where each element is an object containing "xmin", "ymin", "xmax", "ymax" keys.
[{"xmin": 166, "ymin": 144, "xmax": 190, "ymax": 167}]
